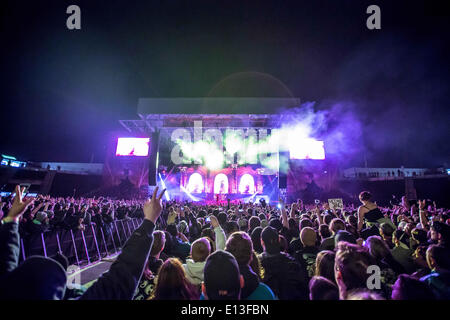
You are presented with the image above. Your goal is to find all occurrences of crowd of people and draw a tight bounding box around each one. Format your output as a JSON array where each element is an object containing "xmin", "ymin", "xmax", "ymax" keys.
[
  {"xmin": 0, "ymin": 185, "xmax": 449, "ymax": 300},
  {"xmin": 0, "ymin": 194, "xmax": 144, "ymax": 238}
]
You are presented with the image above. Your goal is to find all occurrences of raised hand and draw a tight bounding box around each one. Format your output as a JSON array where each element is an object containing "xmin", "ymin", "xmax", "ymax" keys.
[
  {"xmin": 417, "ymin": 200, "xmax": 426, "ymax": 210},
  {"xmin": 278, "ymin": 197, "xmax": 285, "ymax": 208},
  {"xmin": 4, "ymin": 185, "xmax": 34, "ymax": 222},
  {"xmin": 143, "ymin": 187, "xmax": 166, "ymax": 224},
  {"xmin": 209, "ymin": 215, "xmax": 219, "ymax": 228}
]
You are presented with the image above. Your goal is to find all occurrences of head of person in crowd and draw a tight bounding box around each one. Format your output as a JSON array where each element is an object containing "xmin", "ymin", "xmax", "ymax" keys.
[
  {"xmin": 309, "ymin": 276, "xmax": 339, "ymax": 300},
  {"xmin": 178, "ymin": 220, "xmax": 189, "ymax": 235},
  {"xmin": 251, "ymin": 227, "xmax": 263, "ymax": 253},
  {"xmin": 411, "ymin": 228, "xmax": 428, "ymax": 246},
  {"xmin": 202, "ymin": 250, "xmax": 244, "ymax": 300},
  {"xmin": 34, "ymin": 211, "xmax": 49, "ymax": 224},
  {"xmin": 238, "ymin": 218, "xmax": 248, "ymax": 232},
  {"xmin": 346, "ymin": 215, "xmax": 357, "ymax": 228},
  {"xmin": 161, "ymin": 230, "xmax": 174, "ymax": 255},
  {"xmin": 152, "ymin": 258, "xmax": 199, "ymax": 300},
  {"xmin": 363, "ymin": 235, "xmax": 392, "ymax": 263},
  {"xmin": 248, "ymin": 216, "xmax": 261, "ymax": 233},
  {"xmin": 335, "ymin": 230, "xmax": 357, "ymax": 246},
  {"xmin": 391, "ymin": 274, "xmax": 436, "ymax": 300},
  {"xmin": 201, "ymin": 228, "xmax": 215, "ymax": 243},
  {"xmin": 151, "ymin": 231, "xmax": 166, "ymax": 258},
  {"xmin": 258, "ymin": 213, "xmax": 266, "ymax": 221},
  {"xmin": 379, "ymin": 222, "xmax": 395, "ymax": 241},
  {"xmin": 334, "ymin": 242, "xmax": 375, "ymax": 299},
  {"xmin": 300, "ymin": 227, "xmax": 317, "ymax": 248},
  {"xmin": 0, "ymin": 256, "xmax": 67, "ymax": 300},
  {"xmin": 329, "ymin": 218, "xmax": 346, "ymax": 235},
  {"xmin": 426, "ymin": 244, "xmax": 450, "ymax": 272},
  {"xmin": 261, "ymin": 226, "xmax": 280, "ymax": 254},
  {"xmin": 144, "ymin": 231, "xmax": 166, "ymax": 279},
  {"xmin": 217, "ymin": 212, "xmax": 227, "ymax": 227},
  {"xmin": 346, "ymin": 289, "xmax": 385, "ymax": 300},
  {"xmin": 323, "ymin": 214, "xmax": 333, "ymax": 226},
  {"xmin": 190, "ymin": 237, "xmax": 211, "ymax": 263},
  {"xmin": 318, "ymin": 224, "xmax": 331, "ymax": 240},
  {"xmin": 359, "ymin": 191, "xmax": 373, "ymax": 205},
  {"xmin": 314, "ymin": 250, "xmax": 336, "ymax": 284},
  {"xmin": 226, "ymin": 232, "xmax": 253, "ymax": 267},
  {"xmin": 260, "ymin": 219, "xmax": 269, "ymax": 229},
  {"xmin": 269, "ymin": 218, "xmax": 283, "ymax": 232},
  {"xmin": 279, "ymin": 235, "xmax": 288, "ymax": 253},
  {"xmin": 431, "ymin": 221, "xmax": 450, "ymax": 247},
  {"xmin": 166, "ymin": 224, "xmax": 178, "ymax": 238},
  {"xmin": 225, "ymin": 221, "xmax": 239, "ymax": 237},
  {"xmin": 51, "ymin": 252, "xmax": 69, "ymax": 271},
  {"xmin": 299, "ymin": 218, "xmax": 313, "ymax": 231}
]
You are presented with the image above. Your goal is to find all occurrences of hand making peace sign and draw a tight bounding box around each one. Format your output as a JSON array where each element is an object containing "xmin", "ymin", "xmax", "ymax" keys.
[{"xmin": 143, "ymin": 186, "xmax": 166, "ymax": 224}]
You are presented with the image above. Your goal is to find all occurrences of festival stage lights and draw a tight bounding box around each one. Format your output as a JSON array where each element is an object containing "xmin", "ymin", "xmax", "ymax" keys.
[
  {"xmin": 180, "ymin": 185, "xmax": 200, "ymax": 202},
  {"xmin": 158, "ymin": 173, "xmax": 170, "ymax": 201}
]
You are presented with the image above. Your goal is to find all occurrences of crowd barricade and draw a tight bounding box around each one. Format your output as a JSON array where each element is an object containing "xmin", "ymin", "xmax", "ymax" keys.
[{"xmin": 19, "ymin": 218, "xmax": 144, "ymax": 267}]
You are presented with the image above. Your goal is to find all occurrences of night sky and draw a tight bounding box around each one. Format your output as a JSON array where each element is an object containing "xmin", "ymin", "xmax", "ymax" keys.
[{"xmin": 1, "ymin": 0, "xmax": 449, "ymax": 168}]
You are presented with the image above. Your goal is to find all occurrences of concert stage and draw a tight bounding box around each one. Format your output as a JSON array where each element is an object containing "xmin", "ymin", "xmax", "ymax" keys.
[{"xmin": 103, "ymin": 98, "xmax": 333, "ymax": 203}]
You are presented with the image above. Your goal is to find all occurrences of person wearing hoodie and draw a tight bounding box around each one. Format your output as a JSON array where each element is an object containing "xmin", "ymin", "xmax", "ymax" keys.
[
  {"xmin": 183, "ymin": 237, "xmax": 211, "ymax": 288},
  {"xmin": 166, "ymin": 224, "xmax": 191, "ymax": 262},
  {"xmin": 29, "ymin": 211, "xmax": 50, "ymax": 234},
  {"xmin": 391, "ymin": 230, "xmax": 416, "ymax": 274},
  {"xmin": 0, "ymin": 185, "xmax": 165, "ymax": 300},
  {"xmin": 209, "ymin": 215, "xmax": 226, "ymax": 251},
  {"xmin": 225, "ymin": 231, "xmax": 275, "ymax": 300},
  {"xmin": 134, "ymin": 230, "xmax": 166, "ymax": 300}
]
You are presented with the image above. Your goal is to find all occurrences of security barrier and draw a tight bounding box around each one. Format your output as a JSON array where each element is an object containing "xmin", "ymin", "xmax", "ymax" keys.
[{"xmin": 19, "ymin": 218, "xmax": 144, "ymax": 267}]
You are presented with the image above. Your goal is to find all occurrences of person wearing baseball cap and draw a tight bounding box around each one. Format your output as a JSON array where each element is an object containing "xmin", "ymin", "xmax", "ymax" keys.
[{"xmin": 201, "ymin": 250, "xmax": 244, "ymax": 300}]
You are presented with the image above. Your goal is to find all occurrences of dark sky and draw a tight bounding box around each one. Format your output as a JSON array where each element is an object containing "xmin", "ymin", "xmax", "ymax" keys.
[{"xmin": 1, "ymin": 0, "xmax": 449, "ymax": 168}]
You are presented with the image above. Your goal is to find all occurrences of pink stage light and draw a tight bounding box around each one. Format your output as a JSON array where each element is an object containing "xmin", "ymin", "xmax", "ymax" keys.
[
  {"xmin": 289, "ymin": 139, "xmax": 325, "ymax": 160},
  {"xmin": 116, "ymin": 138, "xmax": 150, "ymax": 156}
]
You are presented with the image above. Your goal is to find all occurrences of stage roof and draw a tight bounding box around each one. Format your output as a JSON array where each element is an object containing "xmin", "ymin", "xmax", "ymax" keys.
[
  {"xmin": 137, "ymin": 97, "xmax": 300, "ymax": 115},
  {"xmin": 119, "ymin": 97, "xmax": 301, "ymax": 133}
]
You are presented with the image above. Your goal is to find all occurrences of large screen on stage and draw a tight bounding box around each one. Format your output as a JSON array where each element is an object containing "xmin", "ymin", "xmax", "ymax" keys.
[
  {"xmin": 289, "ymin": 139, "xmax": 325, "ymax": 160},
  {"xmin": 116, "ymin": 138, "xmax": 150, "ymax": 156}
]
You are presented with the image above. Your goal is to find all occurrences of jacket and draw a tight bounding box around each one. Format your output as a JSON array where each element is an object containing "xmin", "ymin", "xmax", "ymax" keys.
[
  {"xmin": 183, "ymin": 259, "xmax": 206, "ymax": 286},
  {"xmin": 258, "ymin": 251, "xmax": 309, "ymax": 300}
]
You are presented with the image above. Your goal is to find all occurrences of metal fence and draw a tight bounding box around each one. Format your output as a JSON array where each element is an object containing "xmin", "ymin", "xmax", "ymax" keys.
[{"xmin": 19, "ymin": 218, "xmax": 144, "ymax": 267}]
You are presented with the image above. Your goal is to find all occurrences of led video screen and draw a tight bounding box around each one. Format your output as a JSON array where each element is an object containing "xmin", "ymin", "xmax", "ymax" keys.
[
  {"xmin": 116, "ymin": 138, "xmax": 150, "ymax": 156},
  {"xmin": 289, "ymin": 139, "xmax": 325, "ymax": 160}
]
